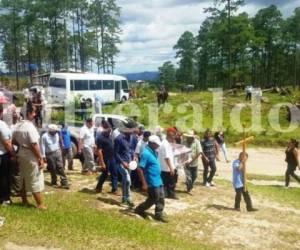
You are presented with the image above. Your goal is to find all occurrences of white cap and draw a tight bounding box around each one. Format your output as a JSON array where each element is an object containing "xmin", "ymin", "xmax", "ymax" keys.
[
  {"xmin": 148, "ymin": 135, "xmax": 161, "ymax": 146},
  {"xmin": 48, "ymin": 124, "xmax": 58, "ymax": 131}
]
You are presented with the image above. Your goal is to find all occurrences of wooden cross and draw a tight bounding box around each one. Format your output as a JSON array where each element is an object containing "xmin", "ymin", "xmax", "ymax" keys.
[{"xmin": 234, "ymin": 124, "xmax": 254, "ymax": 192}]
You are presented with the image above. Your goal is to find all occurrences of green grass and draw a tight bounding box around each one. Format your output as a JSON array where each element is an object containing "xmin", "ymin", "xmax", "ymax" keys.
[
  {"xmin": 278, "ymin": 230, "xmax": 300, "ymax": 245},
  {"xmin": 217, "ymin": 179, "xmax": 300, "ymax": 209},
  {"xmin": 246, "ymin": 174, "xmax": 286, "ymax": 182},
  {"xmin": 248, "ymin": 183, "xmax": 300, "ymax": 208},
  {"xmin": 49, "ymin": 87, "xmax": 300, "ymax": 146},
  {"xmin": 243, "ymin": 174, "xmax": 299, "ymax": 184},
  {"xmin": 0, "ymin": 192, "xmax": 213, "ymax": 250},
  {"xmin": 99, "ymin": 89, "xmax": 300, "ymax": 147}
]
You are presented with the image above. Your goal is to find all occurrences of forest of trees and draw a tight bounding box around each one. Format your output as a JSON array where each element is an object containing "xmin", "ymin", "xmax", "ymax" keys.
[
  {"xmin": 0, "ymin": 0, "xmax": 121, "ymax": 88},
  {"xmin": 159, "ymin": 1, "xmax": 300, "ymax": 90}
]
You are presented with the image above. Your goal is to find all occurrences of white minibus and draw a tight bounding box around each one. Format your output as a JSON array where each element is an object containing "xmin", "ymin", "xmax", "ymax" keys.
[{"xmin": 46, "ymin": 72, "xmax": 130, "ymax": 105}]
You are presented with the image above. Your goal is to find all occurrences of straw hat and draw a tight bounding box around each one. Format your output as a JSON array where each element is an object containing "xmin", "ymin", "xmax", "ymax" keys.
[
  {"xmin": 183, "ymin": 130, "xmax": 196, "ymax": 138},
  {"xmin": 48, "ymin": 124, "xmax": 58, "ymax": 132}
]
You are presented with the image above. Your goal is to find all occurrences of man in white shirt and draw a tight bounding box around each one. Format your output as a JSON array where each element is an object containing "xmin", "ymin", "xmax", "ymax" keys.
[
  {"xmin": 79, "ymin": 118, "xmax": 96, "ymax": 174},
  {"xmin": 132, "ymin": 131, "xmax": 151, "ymax": 189},
  {"xmin": 94, "ymin": 95, "xmax": 103, "ymax": 114},
  {"xmin": 134, "ymin": 131, "xmax": 151, "ymax": 161},
  {"xmin": 159, "ymin": 127, "xmax": 177, "ymax": 199}
]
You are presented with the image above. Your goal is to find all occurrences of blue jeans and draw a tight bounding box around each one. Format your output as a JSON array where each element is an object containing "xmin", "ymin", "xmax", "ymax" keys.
[
  {"xmin": 117, "ymin": 164, "xmax": 131, "ymax": 202},
  {"xmin": 96, "ymin": 158, "xmax": 118, "ymax": 192}
]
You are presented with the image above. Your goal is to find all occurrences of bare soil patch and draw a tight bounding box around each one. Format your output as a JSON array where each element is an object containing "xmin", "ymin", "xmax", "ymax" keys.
[{"xmin": 35, "ymin": 149, "xmax": 300, "ymax": 249}]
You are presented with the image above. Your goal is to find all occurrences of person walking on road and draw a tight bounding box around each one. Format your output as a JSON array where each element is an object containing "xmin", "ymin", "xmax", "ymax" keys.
[
  {"xmin": 183, "ymin": 130, "xmax": 202, "ymax": 193},
  {"xmin": 79, "ymin": 118, "xmax": 96, "ymax": 175},
  {"xmin": 114, "ymin": 127, "xmax": 134, "ymax": 207},
  {"xmin": 135, "ymin": 135, "xmax": 168, "ymax": 222},
  {"xmin": 285, "ymin": 139, "xmax": 300, "ymax": 187},
  {"xmin": 201, "ymin": 129, "xmax": 219, "ymax": 187},
  {"xmin": 159, "ymin": 127, "xmax": 178, "ymax": 199},
  {"xmin": 214, "ymin": 129, "xmax": 230, "ymax": 163},
  {"xmin": 60, "ymin": 123, "xmax": 74, "ymax": 170},
  {"xmin": 232, "ymin": 152, "xmax": 257, "ymax": 212},
  {"xmin": 41, "ymin": 124, "xmax": 69, "ymax": 189},
  {"xmin": 95, "ymin": 123, "xmax": 118, "ymax": 193}
]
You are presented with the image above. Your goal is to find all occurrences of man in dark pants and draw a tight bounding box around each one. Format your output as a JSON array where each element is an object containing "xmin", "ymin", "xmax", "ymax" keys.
[
  {"xmin": 183, "ymin": 130, "xmax": 202, "ymax": 193},
  {"xmin": 285, "ymin": 139, "xmax": 300, "ymax": 187},
  {"xmin": 232, "ymin": 152, "xmax": 257, "ymax": 212},
  {"xmin": 245, "ymin": 87, "xmax": 252, "ymax": 101},
  {"xmin": 135, "ymin": 135, "xmax": 167, "ymax": 222},
  {"xmin": 201, "ymin": 129, "xmax": 219, "ymax": 187},
  {"xmin": 41, "ymin": 124, "xmax": 69, "ymax": 189},
  {"xmin": 115, "ymin": 127, "xmax": 134, "ymax": 207},
  {"xmin": 95, "ymin": 123, "xmax": 118, "ymax": 193},
  {"xmin": 0, "ymin": 104, "xmax": 15, "ymax": 205},
  {"xmin": 159, "ymin": 127, "xmax": 177, "ymax": 199}
]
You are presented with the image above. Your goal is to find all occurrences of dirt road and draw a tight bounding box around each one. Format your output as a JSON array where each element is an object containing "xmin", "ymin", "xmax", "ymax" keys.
[
  {"xmin": 217, "ymin": 147, "xmax": 287, "ymax": 177},
  {"xmin": 4, "ymin": 147, "xmax": 300, "ymax": 250}
]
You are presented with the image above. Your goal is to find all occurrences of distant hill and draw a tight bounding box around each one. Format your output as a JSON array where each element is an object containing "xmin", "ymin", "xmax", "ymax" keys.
[{"xmin": 121, "ymin": 71, "xmax": 159, "ymax": 82}]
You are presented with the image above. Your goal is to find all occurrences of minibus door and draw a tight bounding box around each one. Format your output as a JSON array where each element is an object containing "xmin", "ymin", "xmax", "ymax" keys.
[{"xmin": 115, "ymin": 81, "xmax": 121, "ymax": 101}]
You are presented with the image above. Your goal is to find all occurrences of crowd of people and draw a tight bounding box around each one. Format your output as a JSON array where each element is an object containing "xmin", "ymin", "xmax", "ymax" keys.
[{"xmin": 5, "ymin": 99, "xmax": 300, "ymax": 221}]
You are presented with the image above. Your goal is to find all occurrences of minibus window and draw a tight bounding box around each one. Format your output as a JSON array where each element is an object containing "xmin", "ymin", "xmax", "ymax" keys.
[
  {"xmin": 121, "ymin": 80, "xmax": 128, "ymax": 90},
  {"xmin": 90, "ymin": 80, "xmax": 102, "ymax": 90},
  {"xmin": 74, "ymin": 80, "xmax": 89, "ymax": 91},
  {"xmin": 49, "ymin": 78, "xmax": 66, "ymax": 89},
  {"xmin": 103, "ymin": 80, "xmax": 114, "ymax": 90}
]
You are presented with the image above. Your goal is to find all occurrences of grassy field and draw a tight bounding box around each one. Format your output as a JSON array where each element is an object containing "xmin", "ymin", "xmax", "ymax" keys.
[
  {"xmin": 246, "ymin": 174, "xmax": 289, "ymax": 182},
  {"xmin": 1, "ymin": 173, "xmax": 300, "ymax": 250},
  {"xmin": 0, "ymin": 192, "xmax": 212, "ymax": 250},
  {"xmin": 100, "ymin": 88, "xmax": 300, "ymax": 147},
  {"xmin": 218, "ymin": 178, "xmax": 300, "ymax": 208},
  {"xmin": 50, "ymin": 87, "xmax": 300, "ymax": 146}
]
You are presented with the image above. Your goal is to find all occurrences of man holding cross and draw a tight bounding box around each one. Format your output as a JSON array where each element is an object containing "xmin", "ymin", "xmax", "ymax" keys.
[
  {"xmin": 233, "ymin": 125, "xmax": 257, "ymax": 212},
  {"xmin": 232, "ymin": 152, "xmax": 257, "ymax": 212}
]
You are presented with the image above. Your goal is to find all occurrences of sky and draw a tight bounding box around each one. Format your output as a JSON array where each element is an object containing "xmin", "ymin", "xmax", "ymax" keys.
[{"xmin": 114, "ymin": 0, "xmax": 300, "ymax": 74}]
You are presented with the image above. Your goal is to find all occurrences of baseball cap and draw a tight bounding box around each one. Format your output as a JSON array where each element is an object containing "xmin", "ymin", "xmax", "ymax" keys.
[
  {"xmin": 148, "ymin": 135, "xmax": 161, "ymax": 146},
  {"xmin": 166, "ymin": 127, "xmax": 177, "ymax": 134}
]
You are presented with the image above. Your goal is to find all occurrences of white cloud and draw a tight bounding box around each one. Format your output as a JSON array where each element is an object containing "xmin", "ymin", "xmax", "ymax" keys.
[
  {"xmin": 115, "ymin": 1, "xmax": 210, "ymax": 73},
  {"xmin": 115, "ymin": 0, "xmax": 298, "ymax": 74}
]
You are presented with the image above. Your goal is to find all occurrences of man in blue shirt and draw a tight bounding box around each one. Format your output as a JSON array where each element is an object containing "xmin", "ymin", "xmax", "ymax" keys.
[
  {"xmin": 114, "ymin": 127, "xmax": 134, "ymax": 207},
  {"xmin": 232, "ymin": 152, "xmax": 257, "ymax": 212},
  {"xmin": 134, "ymin": 135, "xmax": 167, "ymax": 223},
  {"xmin": 60, "ymin": 123, "xmax": 73, "ymax": 170}
]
